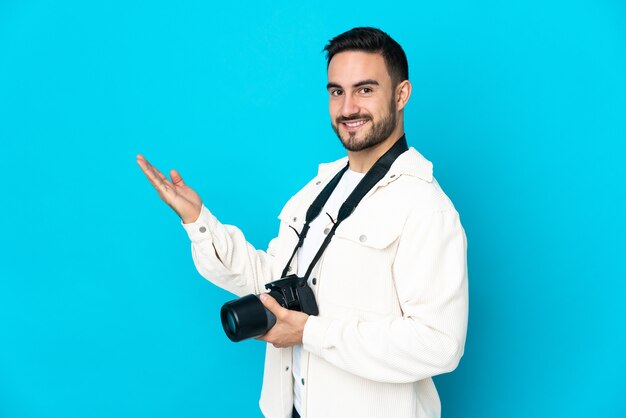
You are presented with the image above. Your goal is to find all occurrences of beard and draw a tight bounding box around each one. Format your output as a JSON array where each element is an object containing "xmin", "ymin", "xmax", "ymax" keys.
[{"xmin": 332, "ymin": 98, "xmax": 397, "ymax": 152}]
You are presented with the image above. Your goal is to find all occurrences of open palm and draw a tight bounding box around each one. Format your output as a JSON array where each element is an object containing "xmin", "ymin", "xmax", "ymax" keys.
[{"xmin": 136, "ymin": 154, "xmax": 202, "ymax": 224}]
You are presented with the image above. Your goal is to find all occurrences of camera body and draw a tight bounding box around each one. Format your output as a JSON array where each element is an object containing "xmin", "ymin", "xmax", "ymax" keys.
[
  {"xmin": 265, "ymin": 274, "xmax": 319, "ymax": 315},
  {"xmin": 220, "ymin": 275, "xmax": 319, "ymax": 342}
]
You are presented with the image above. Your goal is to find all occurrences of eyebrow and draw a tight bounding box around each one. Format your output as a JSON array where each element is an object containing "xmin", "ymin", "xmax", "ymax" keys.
[
  {"xmin": 326, "ymin": 79, "xmax": 380, "ymax": 90},
  {"xmin": 354, "ymin": 79, "xmax": 380, "ymax": 88}
]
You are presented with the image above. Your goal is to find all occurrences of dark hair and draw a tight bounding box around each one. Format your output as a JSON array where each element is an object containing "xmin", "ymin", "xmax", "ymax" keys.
[{"xmin": 323, "ymin": 27, "xmax": 409, "ymax": 86}]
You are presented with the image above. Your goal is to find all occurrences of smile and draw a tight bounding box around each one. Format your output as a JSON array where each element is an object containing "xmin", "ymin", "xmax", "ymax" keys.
[{"xmin": 342, "ymin": 119, "xmax": 369, "ymax": 130}]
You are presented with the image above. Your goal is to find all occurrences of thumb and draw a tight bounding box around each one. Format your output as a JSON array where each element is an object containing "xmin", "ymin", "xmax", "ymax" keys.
[
  {"xmin": 170, "ymin": 169, "xmax": 185, "ymax": 186},
  {"xmin": 260, "ymin": 293, "xmax": 287, "ymax": 319}
]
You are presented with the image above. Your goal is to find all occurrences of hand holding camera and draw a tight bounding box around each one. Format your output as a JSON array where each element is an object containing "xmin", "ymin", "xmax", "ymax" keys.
[
  {"xmin": 255, "ymin": 293, "xmax": 310, "ymax": 348},
  {"xmin": 221, "ymin": 274, "xmax": 318, "ymax": 344}
]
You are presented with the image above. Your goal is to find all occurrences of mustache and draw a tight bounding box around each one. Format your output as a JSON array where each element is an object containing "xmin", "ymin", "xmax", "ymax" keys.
[{"xmin": 336, "ymin": 114, "xmax": 372, "ymax": 124}]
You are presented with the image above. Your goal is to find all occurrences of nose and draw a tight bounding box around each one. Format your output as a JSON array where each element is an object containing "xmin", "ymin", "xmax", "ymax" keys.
[{"xmin": 340, "ymin": 93, "xmax": 359, "ymax": 117}]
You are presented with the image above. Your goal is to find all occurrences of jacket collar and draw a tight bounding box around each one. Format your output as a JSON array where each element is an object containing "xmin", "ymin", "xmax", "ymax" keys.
[{"xmin": 317, "ymin": 147, "xmax": 433, "ymax": 183}]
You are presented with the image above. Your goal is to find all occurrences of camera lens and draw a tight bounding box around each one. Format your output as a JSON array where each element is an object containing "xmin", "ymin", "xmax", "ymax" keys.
[
  {"xmin": 226, "ymin": 311, "xmax": 237, "ymax": 335},
  {"xmin": 220, "ymin": 294, "xmax": 277, "ymax": 342}
]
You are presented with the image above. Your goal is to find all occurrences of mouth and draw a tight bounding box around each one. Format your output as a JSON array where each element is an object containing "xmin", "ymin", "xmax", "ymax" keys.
[{"xmin": 341, "ymin": 119, "xmax": 369, "ymax": 131}]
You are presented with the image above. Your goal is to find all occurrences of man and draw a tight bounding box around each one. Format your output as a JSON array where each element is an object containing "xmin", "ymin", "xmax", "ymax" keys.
[{"xmin": 137, "ymin": 27, "xmax": 468, "ymax": 418}]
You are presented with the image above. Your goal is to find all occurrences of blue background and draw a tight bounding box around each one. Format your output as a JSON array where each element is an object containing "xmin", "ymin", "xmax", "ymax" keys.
[{"xmin": 1, "ymin": 1, "xmax": 625, "ymax": 417}]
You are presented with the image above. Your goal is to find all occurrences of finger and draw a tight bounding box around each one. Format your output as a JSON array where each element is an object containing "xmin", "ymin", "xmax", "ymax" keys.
[
  {"xmin": 137, "ymin": 156, "xmax": 172, "ymax": 192},
  {"xmin": 136, "ymin": 155, "xmax": 151, "ymax": 173},
  {"xmin": 136, "ymin": 155, "xmax": 158, "ymax": 179},
  {"xmin": 254, "ymin": 335, "xmax": 282, "ymax": 348},
  {"xmin": 170, "ymin": 169, "xmax": 185, "ymax": 186},
  {"xmin": 150, "ymin": 163, "xmax": 169, "ymax": 183},
  {"xmin": 136, "ymin": 154, "xmax": 154, "ymax": 170},
  {"xmin": 255, "ymin": 329, "xmax": 279, "ymax": 346},
  {"xmin": 146, "ymin": 160, "xmax": 169, "ymax": 181},
  {"xmin": 136, "ymin": 157, "xmax": 161, "ymax": 186},
  {"xmin": 136, "ymin": 155, "xmax": 165, "ymax": 180},
  {"xmin": 259, "ymin": 294, "xmax": 288, "ymax": 320},
  {"xmin": 141, "ymin": 157, "xmax": 170, "ymax": 186}
]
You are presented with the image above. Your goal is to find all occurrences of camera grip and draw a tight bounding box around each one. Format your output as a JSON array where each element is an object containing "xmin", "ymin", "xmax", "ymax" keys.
[{"xmin": 297, "ymin": 285, "xmax": 319, "ymax": 316}]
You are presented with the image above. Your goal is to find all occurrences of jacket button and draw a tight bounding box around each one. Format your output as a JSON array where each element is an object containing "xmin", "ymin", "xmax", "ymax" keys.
[
  {"xmin": 285, "ymin": 366, "xmax": 290, "ymax": 371},
  {"xmin": 301, "ymin": 378, "xmax": 305, "ymax": 385},
  {"xmin": 359, "ymin": 234, "xmax": 367, "ymax": 242},
  {"xmin": 323, "ymin": 228, "xmax": 330, "ymax": 235},
  {"xmin": 312, "ymin": 278, "xmax": 317, "ymax": 285},
  {"xmin": 199, "ymin": 226, "xmax": 207, "ymax": 233}
]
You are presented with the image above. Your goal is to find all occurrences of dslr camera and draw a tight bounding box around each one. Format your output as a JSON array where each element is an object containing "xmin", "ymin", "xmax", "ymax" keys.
[{"xmin": 220, "ymin": 275, "xmax": 319, "ymax": 342}]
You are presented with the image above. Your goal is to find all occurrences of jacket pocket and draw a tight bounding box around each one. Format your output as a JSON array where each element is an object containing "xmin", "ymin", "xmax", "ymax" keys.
[
  {"xmin": 318, "ymin": 214, "xmax": 404, "ymax": 315},
  {"xmin": 333, "ymin": 214, "xmax": 402, "ymax": 249}
]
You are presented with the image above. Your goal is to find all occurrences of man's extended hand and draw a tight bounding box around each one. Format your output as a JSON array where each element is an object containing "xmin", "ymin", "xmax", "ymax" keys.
[
  {"xmin": 256, "ymin": 294, "xmax": 309, "ymax": 348},
  {"xmin": 136, "ymin": 154, "xmax": 202, "ymax": 223}
]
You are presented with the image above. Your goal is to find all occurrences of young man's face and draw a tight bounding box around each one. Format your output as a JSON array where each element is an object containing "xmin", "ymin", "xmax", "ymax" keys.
[{"xmin": 327, "ymin": 51, "xmax": 398, "ymax": 152}]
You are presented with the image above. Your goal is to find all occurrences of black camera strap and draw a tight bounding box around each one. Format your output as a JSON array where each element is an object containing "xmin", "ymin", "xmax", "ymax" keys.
[{"xmin": 280, "ymin": 135, "xmax": 409, "ymax": 279}]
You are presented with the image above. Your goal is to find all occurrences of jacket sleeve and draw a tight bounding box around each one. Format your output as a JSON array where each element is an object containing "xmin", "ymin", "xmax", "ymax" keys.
[
  {"xmin": 302, "ymin": 207, "xmax": 468, "ymax": 383},
  {"xmin": 182, "ymin": 205, "xmax": 280, "ymax": 297}
]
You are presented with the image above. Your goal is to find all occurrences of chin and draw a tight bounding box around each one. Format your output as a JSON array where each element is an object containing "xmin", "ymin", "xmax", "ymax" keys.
[
  {"xmin": 342, "ymin": 132, "xmax": 367, "ymax": 148},
  {"xmin": 342, "ymin": 139, "xmax": 378, "ymax": 152}
]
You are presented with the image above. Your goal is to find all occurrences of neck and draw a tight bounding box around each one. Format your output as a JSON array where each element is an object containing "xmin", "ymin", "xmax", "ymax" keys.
[{"xmin": 347, "ymin": 127, "xmax": 406, "ymax": 173}]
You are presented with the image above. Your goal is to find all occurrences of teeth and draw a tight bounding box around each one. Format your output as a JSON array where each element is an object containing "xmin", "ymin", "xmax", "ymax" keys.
[{"xmin": 345, "ymin": 120, "xmax": 366, "ymax": 127}]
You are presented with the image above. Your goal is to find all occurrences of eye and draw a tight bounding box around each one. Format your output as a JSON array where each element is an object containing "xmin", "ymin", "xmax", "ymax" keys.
[
  {"xmin": 330, "ymin": 89, "xmax": 343, "ymax": 97},
  {"xmin": 358, "ymin": 87, "xmax": 373, "ymax": 95}
]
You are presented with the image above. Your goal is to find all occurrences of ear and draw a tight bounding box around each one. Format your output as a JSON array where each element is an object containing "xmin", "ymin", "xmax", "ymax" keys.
[{"xmin": 395, "ymin": 80, "xmax": 412, "ymax": 112}]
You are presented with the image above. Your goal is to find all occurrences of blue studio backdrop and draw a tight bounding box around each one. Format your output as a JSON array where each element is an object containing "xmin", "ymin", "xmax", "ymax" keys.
[{"xmin": 1, "ymin": 1, "xmax": 625, "ymax": 417}]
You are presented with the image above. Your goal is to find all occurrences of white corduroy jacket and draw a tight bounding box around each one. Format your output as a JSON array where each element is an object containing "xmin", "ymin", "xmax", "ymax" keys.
[{"xmin": 182, "ymin": 147, "xmax": 468, "ymax": 418}]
